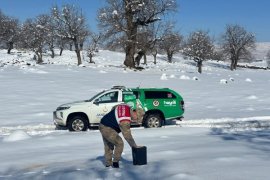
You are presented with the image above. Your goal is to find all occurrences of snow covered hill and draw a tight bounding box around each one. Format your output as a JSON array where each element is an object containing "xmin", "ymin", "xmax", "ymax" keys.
[
  {"xmin": 252, "ymin": 42, "xmax": 270, "ymax": 60},
  {"xmin": 0, "ymin": 45, "xmax": 270, "ymax": 179}
]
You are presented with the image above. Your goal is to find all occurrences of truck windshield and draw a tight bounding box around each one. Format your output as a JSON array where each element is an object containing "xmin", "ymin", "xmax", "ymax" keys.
[{"xmin": 85, "ymin": 91, "xmax": 105, "ymax": 102}]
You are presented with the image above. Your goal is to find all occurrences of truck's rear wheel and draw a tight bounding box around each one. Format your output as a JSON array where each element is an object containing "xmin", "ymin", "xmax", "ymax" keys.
[
  {"xmin": 68, "ymin": 116, "xmax": 88, "ymax": 131},
  {"xmin": 144, "ymin": 114, "xmax": 162, "ymax": 128}
]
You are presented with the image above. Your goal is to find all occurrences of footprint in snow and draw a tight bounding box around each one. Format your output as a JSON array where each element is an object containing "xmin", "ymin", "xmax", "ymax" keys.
[
  {"xmin": 247, "ymin": 95, "xmax": 258, "ymax": 100},
  {"xmin": 180, "ymin": 75, "xmax": 190, "ymax": 80},
  {"xmin": 160, "ymin": 136, "xmax": 169, "ymax": 138},
  {"xmin": 169, "ymin": 173, "xmax": 200, "ymax": 180},
  {"xmin": 42, "ymin": 170, "xmax": 50, "ymax": 174},
  {"xmin": 114, "ymin": 172, "xmax": 122, "ymax": 177},
  {"xmin": 99, "ymin": 70, "xmax": 107, "ymax": 73},
  {"xmin": 169, "ymin": 74, "xmax": 176, "ymax": 78},
  {"xmin": 215, "ymin": 157, "xmax": 242, "ymax": 162},
  {"xmin": 245, "ymin": 78, "xmax": 252, "ymax": 82}
]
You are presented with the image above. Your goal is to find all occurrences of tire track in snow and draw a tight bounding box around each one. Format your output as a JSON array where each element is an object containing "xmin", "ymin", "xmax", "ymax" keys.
[
  {"xmin": 0, "ymin": 124, "xmax": 57, "ymax": 136},
  {"xmin": 1, "ymin": 116, "xmax": 270, "ymax": 136},
  {"xmin": 178, "ymin": 116, "xmax": 270, "ymax": 132}
]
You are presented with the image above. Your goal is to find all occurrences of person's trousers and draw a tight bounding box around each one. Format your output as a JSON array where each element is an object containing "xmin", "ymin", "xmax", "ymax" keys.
[{"xmin": 99, "ymin": 124, "xmax": 124, "ymax": 166}]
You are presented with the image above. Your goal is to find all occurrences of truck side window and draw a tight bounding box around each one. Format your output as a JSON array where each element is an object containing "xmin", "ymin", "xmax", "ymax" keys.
[
  {"xmin": 145, "ymin": 91, "xmax": 176, "ymax": 99},
  {"xmin": 133, "ymin": 91, "xmax": 140, "ymax": 98},
  {"xmin": 98, "ymin": 91, "xmax": 118, "ymax": 103}
]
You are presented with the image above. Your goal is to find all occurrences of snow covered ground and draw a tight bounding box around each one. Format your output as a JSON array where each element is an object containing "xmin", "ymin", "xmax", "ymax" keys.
[{"xmin": 0, "ymin": 45, "xmax": 270, "ymax": 179}]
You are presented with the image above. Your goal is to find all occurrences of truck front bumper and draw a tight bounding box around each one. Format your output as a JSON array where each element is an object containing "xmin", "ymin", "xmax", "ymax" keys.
[{"xmin": 53, "ymin": 111, "xmax": 66, "ymax": 126}]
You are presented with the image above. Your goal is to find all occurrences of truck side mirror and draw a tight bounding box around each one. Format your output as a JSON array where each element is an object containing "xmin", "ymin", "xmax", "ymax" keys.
[{"xmin": 94, "ymin": 99, "xmax": 100, "ymax": 105}]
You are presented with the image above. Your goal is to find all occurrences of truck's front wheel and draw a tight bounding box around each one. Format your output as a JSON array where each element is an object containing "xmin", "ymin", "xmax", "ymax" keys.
[
  {"xmin": 68, "ymin": 116, "xmax": 88, "ymax": 131},
  {"xmin": 144, "ymin": 114, "xmax": 162, "ymax": 128}
]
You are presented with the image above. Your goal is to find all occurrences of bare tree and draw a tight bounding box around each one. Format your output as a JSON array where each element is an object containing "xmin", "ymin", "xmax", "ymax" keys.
[
  {"xmin": 182, "ymin": 30, "xmax": 214, "ymax": 73},
  {"xmin": 19, "ymin": 15, "xmax": 51, "ymax": 64},
  {"xmin": 44, "ymin": 15, "xmax": 57, "ymax": 58},
  {"xmin": 211, "ymin": 48, "xmax": 224, "ymax": 62},
  {"xmin": 159, "ymin": 30, "xmax": 183, "ymax": 63},
  {"xmin": 0, "ymin": 10, "xmax": 6, "ymax": 44},
  {"xmin": 221, "ymin": 24, "xmax": 256, "ymax": 70},
  {"xmin": 0, "ymin": 10, "xmax": 20, "ymax": 54},
  {"xmin": 149, "ymin": 22, "xmax": 174, "ymax": 64},
  {"xmin": 98, "ymin": 0, "xmax": 177, "ymax": 68},
  {"xmin": 52, "ymin": 4, "xmax": 90, "ymax": 65},
  {"xmin": 136, "ymin": 28, "xmax": 152, "ymax": 66},
  {"xmin": 87, "ymin": 33, "xmax": 101, "ymax": 63},
  {"xmin": 105, "ymin": 35, "xmax": 127, "ymax": 51},
  {"xmin": 266, "ymin": 50, "xmax": 270, "ymax": 68},
  {"xmin": 135, "ymin": 22, "xmax": 171, "ymax": 65},
  {"xmin": 56, "ymin": 37, "xmax": 70, "ymax": 56}
]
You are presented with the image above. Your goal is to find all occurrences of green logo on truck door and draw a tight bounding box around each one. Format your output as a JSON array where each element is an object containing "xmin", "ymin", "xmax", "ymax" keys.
[{"xmin": 153, "ymin": 100, "xmax": 160, "ymax": 107}]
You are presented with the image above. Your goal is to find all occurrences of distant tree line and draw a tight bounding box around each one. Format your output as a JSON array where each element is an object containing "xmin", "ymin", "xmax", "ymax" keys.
[
  {"xmin": 0, "ymin": 1, "xmax": 264, "ymax": 73},
  {"xmin": 0, "ymin": 6, "xmax": 93, "ymax": 65}
]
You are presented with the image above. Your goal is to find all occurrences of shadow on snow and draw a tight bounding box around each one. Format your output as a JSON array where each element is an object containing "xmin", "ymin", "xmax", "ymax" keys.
[
  {"xmin": 0, "ymin": 156, "xmax": 162, "ymax": 180},
  {"xmin": 210, "ymin": 122, "xmax": 270, "ymax": 154}
]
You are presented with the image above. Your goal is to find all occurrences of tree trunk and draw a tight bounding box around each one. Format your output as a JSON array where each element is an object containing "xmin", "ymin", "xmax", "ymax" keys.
[
  {"xmin": 230, "ymin": 60, "xmax": 234, "ymax": 71},
  {"xmin": 89, "ymin": 53, "xmax": 95, "ymax": 63},
  {"xmin": 230, "ymin": 64, "xmax": 233, "ymax": 71},
  {"xmin": 37, "ymin": 54, "xmax": 43, "ymax": 64},
  {"xmin": 69, "ymin": 43, "xmax": 73, "ymax": 51},
  {"xmin": 124, "ymin": 2, "xmax": 137, "ymax": 68},
  {"xmin": 7, "ymin": 42, "xmax": 13, "ymax": 54},
  {"xmin": 233, "ymin": 59, "xmax": 238, "ymax": 70},
  {"xmin": 230, "ymin": 58, "xmax": 237, "ymax": 71},
  {"xmin": 75, "ymin": 49, "xmax": 82, "ymax": 65},
  {"xmin": 167, "ymin": 51, "xmax": 173, "ymax": 63},
  {"xmin": 89, "ymin": 54, "xmax": 93, "ymax": 63},
  {"xmin": 197, "ymin": 60, "xmax": 202, "ymax": 73},
  {"xmin": 124, "ymin": 46, "xmax": 135, "ymax": 68},
  {"xmin": 135, "ymin": 51, "xmax": 144, "ymax": 66},
  {"xmin": 74, "ymin": 39, "xmax": 82, "ymax": 65},
  {"xmin": 152, "ymin": 49, "xmax": 158, "ymax": 64},
  {"xmin": 36, "ymin": 49, "xmax": 43, "ymax": 64},
  {"xmin": 50, "ymin": 46, "xmax": 55, "ymax": 58},
  {"xmin": 143, "ymin": 53, "xmax": 147, "ymax": 65},
  {"xmin": 80, "ymin": 43, "xmax": 83, "ymax": 50},
  {"xmin": 60, "ymin": 47, "xmax": 63, "ymax": 56},
  {"xmin": 153, "ymin": 54, "xmax": 157, "ymax": 64}
]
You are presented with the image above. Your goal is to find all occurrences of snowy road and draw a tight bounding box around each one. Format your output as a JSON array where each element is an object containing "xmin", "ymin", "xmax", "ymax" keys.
[{"xmin": 1, "ymin": 116, "xmax": 270, "ymax": 137}]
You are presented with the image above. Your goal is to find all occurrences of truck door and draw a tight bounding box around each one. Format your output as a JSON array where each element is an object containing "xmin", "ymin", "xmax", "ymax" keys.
[{"xmin": 90, "ymin": 91, "xmax": 121, "ymax": 124}]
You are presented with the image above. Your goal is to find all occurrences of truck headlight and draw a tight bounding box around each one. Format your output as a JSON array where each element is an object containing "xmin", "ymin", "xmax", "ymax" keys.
[{"xmin": 56, "ymin": 106, "xmax": 70, "ymax": 111}]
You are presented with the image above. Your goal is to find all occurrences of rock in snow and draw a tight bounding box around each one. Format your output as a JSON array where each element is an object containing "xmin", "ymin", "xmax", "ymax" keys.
[{"xmin": 220, "ymin": 79, "xmax": 228, "ymax": 84}]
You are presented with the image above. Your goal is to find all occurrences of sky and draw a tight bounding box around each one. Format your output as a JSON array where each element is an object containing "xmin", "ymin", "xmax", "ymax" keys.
[{"xmin": 0, "ymin": 0, "xmax": 270, "ymax": 42}]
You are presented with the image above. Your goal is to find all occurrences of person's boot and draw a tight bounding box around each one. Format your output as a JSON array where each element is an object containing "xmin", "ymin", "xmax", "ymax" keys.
[
  {"xmin": 112, "ymin": 162, "xmax": 119, "ymax": 168},
  {"xmin": 105, "ymin": 161, "xmax": 112, "ymax": 167}
]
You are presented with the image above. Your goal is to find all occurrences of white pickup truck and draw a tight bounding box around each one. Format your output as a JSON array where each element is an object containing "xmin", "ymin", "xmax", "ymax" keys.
[{"xmin": 53, "ymin": 86, "xmax": 185, "ymax": 131}]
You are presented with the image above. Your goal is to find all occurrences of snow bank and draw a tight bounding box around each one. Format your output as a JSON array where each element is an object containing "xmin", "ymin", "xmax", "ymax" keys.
[
  {"xmin": 180, "ymin": 75, "xmax": 190, "ymax": 80},
  {"xmin": 245, "ymin": 78, "xmax": 252, "ymax": 82},
  {"xmin": 160, "ymin": 73, "xmax": 168, "ymax": 80},
  {"xmin": 3, "ymin": 130, "xmax": 31, "ymax": 142}
]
